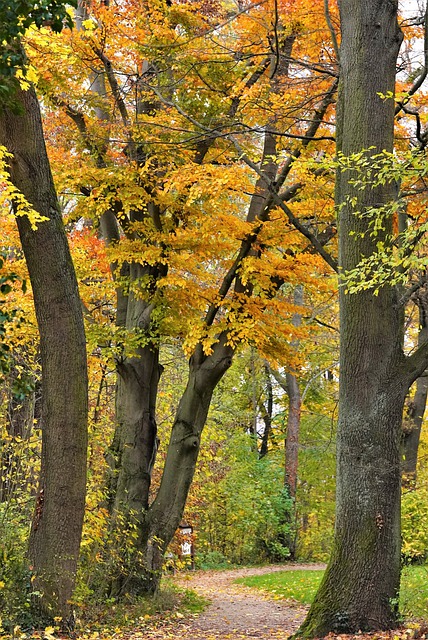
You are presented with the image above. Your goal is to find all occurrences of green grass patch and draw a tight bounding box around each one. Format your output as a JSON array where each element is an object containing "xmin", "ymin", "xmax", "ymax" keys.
[
  {"xmin": 236, "ymin": 566, "xmax": 428, "ymax": 617},
  {"xmin": 236, "ymin": 569, "xmax": 322, "ymax": 604},
  {"xmin": 400, "ymin": 565, "xmax": 428, "ymax": 618},
  {"xmin": 179, "ymin": 587, "xmax": 210, "ymax": 614}
]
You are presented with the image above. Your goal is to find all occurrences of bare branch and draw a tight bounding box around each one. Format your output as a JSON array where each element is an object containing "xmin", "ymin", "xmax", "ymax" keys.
[
  {"xmin": 395, "ymin": 1, "xmax": 428, "ymax": 116},
  {"xmin": 323, "ymin": 0, "xmax": 340, "ymax": 62},
  {"xmin": 231, "ymin": 137, "xmax": 338, "ymax": 272},
  {"xmin": 93, "ymin": 46, "xmax": 131, "ymax": 129}
]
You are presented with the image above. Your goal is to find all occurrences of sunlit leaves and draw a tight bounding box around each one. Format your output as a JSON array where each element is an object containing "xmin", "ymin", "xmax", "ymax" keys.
[{"xmin": 0, "ymin": 147, "xmax": 48, "ymax": 230}]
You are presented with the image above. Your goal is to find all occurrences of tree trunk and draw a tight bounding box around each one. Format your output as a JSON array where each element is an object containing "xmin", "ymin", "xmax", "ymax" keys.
[
  {"xmin": 129, "ymin": 338, "xmax": 234, "ymax": 593},
  {"xmin": 298, "ymin": 1, "xmax": 407, "ymax": 635},
  {"xmin": 402, "ymin": 373, "xmax": 428, "ymax": 485},
  {"xmin": 0, "ymin": 84, "xmax": 88, "ymax": 626},
  {"xmin": 402, "ymin": 297, "xmax": 428, "ymax": 486},
  {"xmin": 285, "ymin": 371, "xmax": 301, "ymax": 500},
  {"xmin": 0, "ymin": 378, "xmax": 36, "ymax": 504},
  {"xmin": 259, "ymin": 364, "xmax": 273, "ymax": 458},
  {"xmin": 285, "ymin": 286, "xmax": 303, "ymax": 501}
]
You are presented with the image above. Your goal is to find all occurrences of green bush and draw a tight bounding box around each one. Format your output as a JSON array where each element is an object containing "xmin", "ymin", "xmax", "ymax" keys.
[
  {"xmin": 0, "ymin": 504, "xmax": 34, "ymax": 631},
  {"xmin": 196, "ymin": 435, "xmax": 293, "ymax": 565},
  {"xmin": 402, "ymin": 486, "xmax": 428, "ymax": 563},
  {"xmin": 195, "ymin": 550, "xmax": 230, "ymax": 570}
]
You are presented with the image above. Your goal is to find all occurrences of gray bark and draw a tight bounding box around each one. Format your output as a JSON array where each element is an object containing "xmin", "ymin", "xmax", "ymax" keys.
[
  {"xmin": 285, "ymin": 286, "xmax": 303, "ymax": 501},
  {"xmin": 299, "ymin": 1, "xmax": 409, "ymax": 635},
  {"xmin": 143, "ymin": 338, "xmax": 234, "ymax": 590},
  {"xmin": 259, "ymin": 364, "xmax": 273, "ymax": 458},
  {"xmin": 105, "ymin": 262, "xmax": 163, "ymax": 596},
  {"xmin": 0, "ymin": 83, "xmax": 88, "ymax": 625},
  {"xmin": 402, "ymin": 296, "xmax": 428, "ymax": 485},
  {"xmin": 105, "ymin": 336, "xmax": 233, "ymax": 596},
  {"xmin": 0, "ymin": 369, "xmax": 38, "ymax": 504}
]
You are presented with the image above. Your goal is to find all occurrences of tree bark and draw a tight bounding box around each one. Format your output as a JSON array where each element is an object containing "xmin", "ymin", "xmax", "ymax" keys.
[
  {"xmin": 298, "ymin": 1, "xmax": 407, "ymax": 635},
  {"xmin": 285, "ymin": 371, "xmax": 301, "ymax": 499},
  {"xmin": 104, "ymin": 336, "xmax": 233, "ymax": 595},
  {"xmin": 142, "ymin": 337, "xmax": 234, "ymax": 591},
  {"xmin": 0, "ymin": 370, "xmax": 37, "ymax": 504},
  {"xmin": 259, "ymin": 364, "xmax": 273, "ymax": 458},
  {"xmin": 0, "ymin": 84, "xmax": 88, "ymax": 626},
  {"xmin": 402, "ymin": 296, "xmax": 428, "ymax": 486},
  {"xmin": 285, "ymin": 286, "xmax": 303, "ymax": 501}
]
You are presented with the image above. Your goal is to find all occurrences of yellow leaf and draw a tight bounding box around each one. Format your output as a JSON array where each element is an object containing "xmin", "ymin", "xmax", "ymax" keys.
[{"xmin": 82, "ymin": 18, "xmax": 96, "ymax": 30}]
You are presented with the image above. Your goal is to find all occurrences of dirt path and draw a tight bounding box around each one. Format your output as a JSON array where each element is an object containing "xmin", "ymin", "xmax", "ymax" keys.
[{"xmin": 169, "ymin": 564, "xmax": 326, "ymax": 639}]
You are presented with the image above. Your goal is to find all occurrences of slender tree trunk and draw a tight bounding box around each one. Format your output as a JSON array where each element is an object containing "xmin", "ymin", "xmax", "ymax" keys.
[
  {"xmin": 285, "ymin": 286, "xmax": 303, "ymax": 500},
  {"xmin": 259, "ymin": 364, "xmax": 273, "ymax": 458},
  {"xmin": 0, "ymin": 84, "xmax": 88, "ymax": 625},
  {"xmin": 298, "ymin": 1, "xmax": 407, "ymax": 635},
  {"xmin": 285, "ymin": 371, "xmax": 301, "ymax": 499},
  {"xmin": 402, "ymin": 297, "xmax": 428, "ymax": 486},
  {"xmin": 0, "ymin": 380, "xmax": 36, "ymax": 503}
]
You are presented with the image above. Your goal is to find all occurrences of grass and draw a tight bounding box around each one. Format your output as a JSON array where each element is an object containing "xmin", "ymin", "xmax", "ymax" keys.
[
  {"xmin": 236, "ymin": 569, "xmax": 322, "ymax": 605},
  {"xmin": 236, "ymin": 565, "xmax": 428, "ymax": 618},
  {"xmin": 400, "ymin": 565, "xmax": 428, "ymax": 618},
  {"xmin": 75, "ymin": 584, "xmax": 208, "ymax": 633}
]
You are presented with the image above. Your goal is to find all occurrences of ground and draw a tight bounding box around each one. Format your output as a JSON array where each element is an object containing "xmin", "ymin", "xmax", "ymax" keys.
[
  {"xmin": 171, "ymin": 564, "xmax": 324, "ymax": 639},
  {"xmin": 116, "ymin": 564, "xmax": 427, "ymax": 640}
]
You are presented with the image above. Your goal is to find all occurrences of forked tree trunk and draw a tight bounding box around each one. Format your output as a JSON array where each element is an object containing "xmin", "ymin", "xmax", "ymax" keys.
[
  {"xmin": 0, "ymin": 84, "xmax": 88, "ymax": 625},
  {"xmin": 143, "ymin": 338, "xmax": 234, "ymax": 590},
  {"xmin": 112, "ymin": 338, "xmax": 233, "ymax": 594},
  {"xmin": 298, "ymin": 1, "xmax": 415, "ymax": 635}
]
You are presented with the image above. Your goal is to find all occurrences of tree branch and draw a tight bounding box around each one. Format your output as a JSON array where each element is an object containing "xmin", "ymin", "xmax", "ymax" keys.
[
  {"xmin": 405, "ymin": 339, "xmax": 428, "ymax": 386},
  {"xmin": 395, "ymin": 1, "xmax": 428, "ymax": 117},
  {"xmin": 323, "ymin": 0, "xmax": 340, "ymax": 62},
  {"xmin": 231, "ymin": 138, "xmax": 338, "ymax": 272}
]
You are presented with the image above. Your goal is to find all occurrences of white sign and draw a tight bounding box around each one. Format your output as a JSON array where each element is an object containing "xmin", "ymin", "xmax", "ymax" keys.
[{"xmin": 181, "ymin": 541, "xmax": 192, "ymax": 557}]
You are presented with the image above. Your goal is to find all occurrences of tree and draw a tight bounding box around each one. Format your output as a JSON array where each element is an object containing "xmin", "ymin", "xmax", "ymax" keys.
[
  {"xmin": 402, "ymin": 295, "xmax": 428, "ymax": 486},
  {"xmin": 28, "ymin": 0, "xmax": 338, "ymax": 595},
  {"xmin": 0, "ymin": 9, "xmax": 88, "ymax": 620},
  {"xmin": 298, "ymin": 0, "xmax": 428, "ymax": 635}
]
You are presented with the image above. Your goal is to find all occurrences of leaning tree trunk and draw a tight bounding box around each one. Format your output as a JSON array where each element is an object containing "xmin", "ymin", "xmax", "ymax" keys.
[
  {"xmin": 298, "ymin": 1, "xmax": 407, "ymax": 635},
  {"xmin": 123, "ymin": 337, "xmax": 234, "ymax": 594},
  {"xmin": 0, "ymin": 84, "xmax": 88, "ymax": 626}
]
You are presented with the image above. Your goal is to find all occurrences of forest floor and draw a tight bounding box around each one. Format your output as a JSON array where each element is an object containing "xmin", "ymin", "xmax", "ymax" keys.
[
  {"xmin": 170, "ymin": 563, "xmax": 324, "ymax": 639},
  {"xmin": 127, "ymin": 563, "xmax": 428, "ymax": 640}
]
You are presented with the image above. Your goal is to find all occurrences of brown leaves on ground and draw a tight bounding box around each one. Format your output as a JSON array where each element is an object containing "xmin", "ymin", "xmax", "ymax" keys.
[{"xmin": 8, "ymin": 566, "xmax": 427, "ymax": 640}]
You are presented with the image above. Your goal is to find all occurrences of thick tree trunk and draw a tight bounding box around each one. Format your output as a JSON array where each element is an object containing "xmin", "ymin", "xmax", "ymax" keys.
[
  {"xmin": 109, "ymin": 347, "xmax": 161, "ymax": 518},
  {"xmin": 105, "ymin": 260, "xmax": 163, "ymax": 596},
  {"xmin": 298, "ymin": 1, "xmax": 406, "ymax": 635},
  {"xmin": 0, "ymin": 84, "xmax": 88, "ymax": 625}
]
